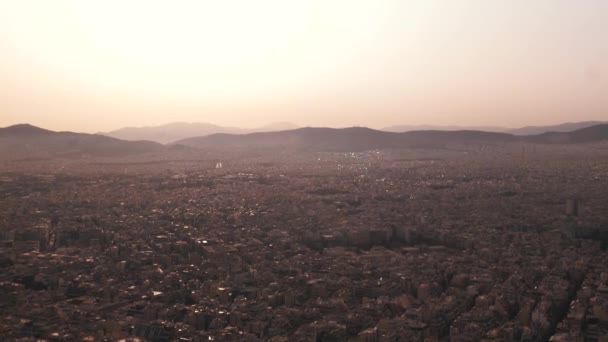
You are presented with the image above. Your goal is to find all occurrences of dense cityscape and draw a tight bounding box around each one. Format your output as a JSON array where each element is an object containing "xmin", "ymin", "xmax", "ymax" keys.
[
  {"xmin": 3, "ymin": 1, "xmax": 608, "ymax": 340},
  {"xmin": 1, "ymin": 143, "xmax": 607, "ymax": 341}
]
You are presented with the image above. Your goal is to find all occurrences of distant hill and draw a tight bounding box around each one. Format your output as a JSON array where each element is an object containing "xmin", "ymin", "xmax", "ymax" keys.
[
  {"xmin": 101, "ymin": 122, "xmax": 300, "ymax": 143},
  {"xmin": 383, "ymin": 121, "xmax": 606, "ymax": 135},
  {"xmin": 100, "ymin": 120, "xmax": 607, "ymax": 145},
  {"xmin": 524, "ymin": 124, "xmax": 608, "ymax": 144},
  {"xmin": 383, "ymin": 124, "xmax": 508, "ymax": 133},
  {"xmin": 508, "ymin": 121, "xmax": 606, "ymax": 135},
  {"xmin": 177, "ymin": 127, "xmax": 403, "ymax": 151},
  {"xmin": 175, "ymin": 124, "xmax": 608, "ymax": 152},
  {"xmin": 255, "ymin": 122, "xmax": 300, "ymax": 132},
  {"xmin": 0, "ymin": 124, "xmax": 163, "ymax": 159},
  {"xmin": 4, "ymin": 123, "xmax": 608, "ymax": 158},
  {"xmin": 175, "ymin": 127, "xmax": 516, "ymax": 152}
]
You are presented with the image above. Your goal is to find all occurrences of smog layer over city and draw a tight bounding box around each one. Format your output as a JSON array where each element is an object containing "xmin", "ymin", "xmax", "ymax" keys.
[{"xmin": 1, "ymin": 1, "xmax": 608, "ymax": 341}]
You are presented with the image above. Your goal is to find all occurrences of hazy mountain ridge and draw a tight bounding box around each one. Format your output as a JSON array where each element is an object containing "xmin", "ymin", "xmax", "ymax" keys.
[
  {"xmin": 175, "ymin": 127, "xmax": 514, "ymax": 151},
  {"xmin": 383, "ymin": 121, "xmax": 607, "ymax": 135},
  {"xmin": 175, "ymin": 124, "xmax": 608, "ymax": 151},
  {"xmin": 0, "ymin": 124, "xmax": 55, "ymax": 135},
  {"xmin": 382, "ymin": 124, "xmax": 508, "ymax": 133},
  {"xmin": 525, "ymin": 124, "xmax": 608, "ymax": 144},
  {"xmin": 102, "ymin": 120, "xmax": 606, "ymax": 144},
  {"xmin": 507, "ymin": 121, "xmax": 606, "ymax": 135},
  {"xmin": 3, "ymin": 123, "xmax": 608, "ymax": 159},
  {"xmin": 101, "ymin": 121, "xmax": 299, "ymax": 143},
  {"xmin": 176, "ymin": 127, "xmax": 407, "ymax": 151},
  {"xmin": 0, "ymin": 124, "xmax": 163, "ymax": 159}
]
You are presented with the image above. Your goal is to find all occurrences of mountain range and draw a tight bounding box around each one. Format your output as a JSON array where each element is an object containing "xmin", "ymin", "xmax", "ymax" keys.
[
  {"xmin": 175, "ymin": 124, "xmax": 608, "ymax": 152},
  {"xmin": 2, "ymin": 122, "xmax": 608, "ymax": 159},
  {"xmin": 382, "ymin": 121, "xmax": 606, "ymax": 135},
  {"xmin": 0, "ymin": 124, "xmax": 163, "ymax": 159},
  {"xmin": 101, "ymin": 121, "xmax": 606, "ymax": 143},
  {"xmin": 101, "ymin": 122, "xmax": 299, "ymax": 144}
]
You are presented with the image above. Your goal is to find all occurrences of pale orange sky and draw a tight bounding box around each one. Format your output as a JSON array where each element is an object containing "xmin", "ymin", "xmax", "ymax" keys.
[{"xmin": 1, "ymin": 0, "xmax": 607, "ymax": 132}]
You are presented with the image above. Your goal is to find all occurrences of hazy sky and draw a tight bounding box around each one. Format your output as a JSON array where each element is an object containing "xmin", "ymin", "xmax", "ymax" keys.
[{"xmin": 1, "ymin": 0, "xmax": 607, "ymax": 132}]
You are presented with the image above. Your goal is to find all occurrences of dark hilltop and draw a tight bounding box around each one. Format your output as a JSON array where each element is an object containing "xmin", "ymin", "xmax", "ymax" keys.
[
  {"xmin": 2, "ymin": 122, "xmax": 608, "ymax": 159},
  {"xmin": 174, "ymin": 124, "xmax": 608, "ymax": 152},
  {"xmin": 0, "ymin": 124, "xmax": 163, "ymax": 159}
]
